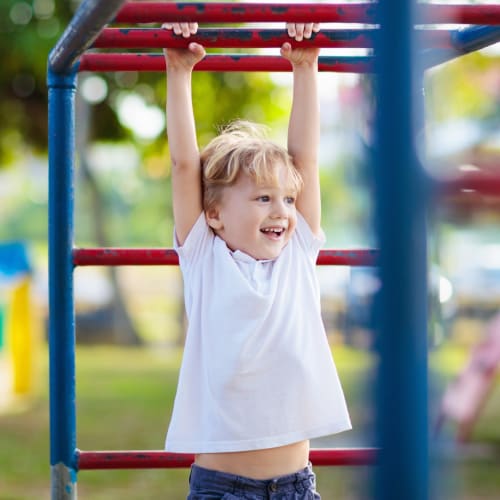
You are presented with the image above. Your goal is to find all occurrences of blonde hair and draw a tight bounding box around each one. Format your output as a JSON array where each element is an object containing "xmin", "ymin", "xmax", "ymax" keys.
[{"xmin": 200, "ymin": 120, "xmax": 303, "ymax": 212}]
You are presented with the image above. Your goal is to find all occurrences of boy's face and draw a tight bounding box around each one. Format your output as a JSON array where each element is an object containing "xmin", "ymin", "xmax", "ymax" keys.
[{"xmin": 206, "ymin": 164, "xmax": 298, "ymax": 260}]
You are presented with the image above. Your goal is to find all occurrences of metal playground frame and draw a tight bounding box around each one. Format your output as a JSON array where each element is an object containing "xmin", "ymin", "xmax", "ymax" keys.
[{"xmin": 47, "ymin": 2, "xmax": 500, "ymax": 498}]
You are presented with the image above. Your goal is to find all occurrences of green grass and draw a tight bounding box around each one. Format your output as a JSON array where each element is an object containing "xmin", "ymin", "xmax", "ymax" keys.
[{"xmin": 1, "ymin": 343, "xmax": 500, "ymax": 499}]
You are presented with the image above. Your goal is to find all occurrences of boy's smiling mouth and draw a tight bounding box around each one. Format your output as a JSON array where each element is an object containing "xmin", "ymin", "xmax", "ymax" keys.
[{"xmin": 260, "ymin": 227, "xmax": 286, "ymax": 239}]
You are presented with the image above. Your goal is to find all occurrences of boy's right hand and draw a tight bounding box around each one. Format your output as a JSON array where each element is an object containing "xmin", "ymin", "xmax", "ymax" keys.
[
  {"xmin": 162, "ymin": 23, "xmax": 206, "ymax": 71},
  {"xmin": 281, "ymin": 23, "xmax": 320, "ymax": 67}
]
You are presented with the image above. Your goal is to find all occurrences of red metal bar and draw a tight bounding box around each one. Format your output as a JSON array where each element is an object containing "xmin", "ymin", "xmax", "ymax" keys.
[
  {"xmin": 310, "ymin": 447, "xmax": 378, "ymax": 466},
  {"xmin": 114, "ymin": 3, "xmax": 378, "ymax": 24},
  {"xmin": 438, "ymin": 172, "xmax": 500, "ymax": 197},
  {"xmin": 418, "ymin": 4, "xmax": 500, "ymax": 25},
  {"xmin": 77, "ymin": 450, "xmax": 194, "ymax": 469},
  {"xmin": 78, "ymin": 53, "xmax": 374, "ymax": 73},
  {"xmin": 74, "ymin": 248, "xmax": 179, "ymax": 266},
  {"xmin": 114, "ymin": 2, "xmax": 500, "ymax": 25},
  {"xmin": 77, "ymin": 448, "xmax": 379, "ymax": 470},
  {"xmin": 94, "ymin": 28, "xmax": 375, "ymax": 49},
  {"xmin": 73, "ymin": 248, "xmax": 379, "ymax": 267},
  {"xmin": 317, "ymin": 249, "xmax": 378, "ymax": 266},
  {"xmin": 93, "ymin": 27, "xmax": 452, "ymax": 50}
]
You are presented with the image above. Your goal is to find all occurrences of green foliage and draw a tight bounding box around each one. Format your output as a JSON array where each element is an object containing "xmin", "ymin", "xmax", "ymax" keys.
[
  {"xmin": 0, "ymin": 0, "xmax": 289, "ymax": 167},
  {"xmin": 0, "ymin": 164, "xmax": 47, "ymax": 242},
  {"xmin": 1, "ymin": 0, "xmax": 76, "ymax": 163},
  {"xmin": 426, "ymin": 51, "xmax": 500, "ymax": 123},
  {"xmin": 75, "ymin": 165, "xmax": 174, "ymax": 246}
]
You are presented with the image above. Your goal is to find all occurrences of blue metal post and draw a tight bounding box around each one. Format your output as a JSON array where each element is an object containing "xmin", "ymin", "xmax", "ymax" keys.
[
  {"xmin": 373, "ymin": 0, "xmax": 429, "ymax": 499},
  {"xmin": 47, "ymin": 67, "xmax": 78, "ymax": 499},
  {"xmin": 47, "ymin": 2, "xmax": 128, "ymax": 498}
]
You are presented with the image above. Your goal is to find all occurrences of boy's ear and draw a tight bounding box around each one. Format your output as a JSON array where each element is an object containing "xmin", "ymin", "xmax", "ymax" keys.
[{"xmin": 205, "ymin": 207, "xmax": 223, "ymax": 230}]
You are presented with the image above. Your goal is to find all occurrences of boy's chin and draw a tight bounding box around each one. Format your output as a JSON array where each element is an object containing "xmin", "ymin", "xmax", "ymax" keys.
[{"xmin": 256, "ymin": 247, "xmax": 285, "ymax": 261}]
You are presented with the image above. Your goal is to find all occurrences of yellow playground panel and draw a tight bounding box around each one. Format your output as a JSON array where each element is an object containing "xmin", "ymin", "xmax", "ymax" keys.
[{"xmin": 0, "ymin": 242, "xmax": 38, "ymax": 405}]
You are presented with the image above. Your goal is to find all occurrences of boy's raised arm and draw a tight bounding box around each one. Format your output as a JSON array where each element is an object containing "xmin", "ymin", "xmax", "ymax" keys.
[
  {"xmin": 281, "ymin": 23, "xmax": 322, "ymax": 236},
  {"xmin": 164, "ymin": 23, "xmax": 206, "ymax": 245}
]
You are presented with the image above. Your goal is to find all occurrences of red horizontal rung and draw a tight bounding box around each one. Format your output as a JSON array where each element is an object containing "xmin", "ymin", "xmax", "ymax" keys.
[
  {"xmin": 114, "ymin": 3, "xmax": 378, "ymax": 24},
  {"xmin": 77, "ymin": 448, "xmax": 379, "ymax": 470},
  {"xmin": 78, "ymin": 450, "xmax": 194, "ymax": 470},
  {"xmin": 94, "ymin": 28, "xmax": 375, "ymax": 49},
  {"xmin": 74, "ymin": 248, "xmax": 179, "ymax": 266},
  {"xmin": 113, "ymin": 2, "xmax": 500, "ymax": 25},
  {"xmin": 78, "ymin": 54, "xmax": 374, "ymax": 73},
  {"xmin": 73, "ymin": 248, "xmax": 379, "ymax": 267},
  {"xmin": 310, "ymin": 447, "xmax": 378, "ymax": 466},
  {"xmin": 427, "ymin": 4, "xmax": 500, "ymax": 25},
  {"xmin": 438, "ymin": 173, "xmax": 500, "ymax": 197},
  {"xmin": 93, "ymin": 27, "xmax": 452, "ymax": 50}
]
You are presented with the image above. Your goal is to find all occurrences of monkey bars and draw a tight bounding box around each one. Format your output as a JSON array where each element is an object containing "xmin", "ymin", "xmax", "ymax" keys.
[
  {"xmin": 79, "ymin": 17, "xmax": 500, "ymax": 74},
  {"xmin": 48, "ymin": 2, "xmax": 500, "ymax": 499}
]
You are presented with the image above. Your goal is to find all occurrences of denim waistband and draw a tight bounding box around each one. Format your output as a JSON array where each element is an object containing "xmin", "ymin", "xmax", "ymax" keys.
[{"xmin": 189, "ymin": 462, "xmax": 316, "ymax": 498}]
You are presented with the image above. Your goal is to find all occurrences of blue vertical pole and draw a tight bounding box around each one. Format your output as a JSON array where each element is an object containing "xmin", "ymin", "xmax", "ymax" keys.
[
  {"xmin": 47, "ymin": 67, "xmax": 78, "ymax": 500},
  {"xmin": 373, "ymin": 0, "xmax": 429, "ymax": 499},
  {"xmin": 46, "ymin": 2, "xmax": 127, "ymax": 497}
]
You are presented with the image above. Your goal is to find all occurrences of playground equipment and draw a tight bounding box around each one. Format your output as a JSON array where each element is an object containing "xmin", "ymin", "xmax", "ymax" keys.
[
  {"xmin": 47, "ymin": 2, "xmax": 500, "ymax": 499},
  {"xmin": 0, "ymin": 242, "xmax": 35, "ymax": 403},
  {"xmin": 437, "ymin": 313, "xmax": 500, "ymax": 442}
]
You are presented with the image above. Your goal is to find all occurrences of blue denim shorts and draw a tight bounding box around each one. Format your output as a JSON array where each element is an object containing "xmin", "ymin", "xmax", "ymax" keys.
[{"xmin": 187, "ymin": 462, "xmax": 321, "ymax": 499}]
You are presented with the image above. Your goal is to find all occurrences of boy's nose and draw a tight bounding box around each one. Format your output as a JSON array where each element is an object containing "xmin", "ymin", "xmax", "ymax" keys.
[{"xmin": 271, "ymin": 200, "xmax": 288, "ymax": 218}]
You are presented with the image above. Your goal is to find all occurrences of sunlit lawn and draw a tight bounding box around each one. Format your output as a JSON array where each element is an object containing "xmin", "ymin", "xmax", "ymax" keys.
[{"xmin": 1, "ymin": 343, "xmax": 500, "ymax": 499}]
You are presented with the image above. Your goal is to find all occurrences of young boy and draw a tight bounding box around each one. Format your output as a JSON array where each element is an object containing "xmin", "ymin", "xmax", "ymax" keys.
[{"xmin": 163, "ymin": 22, "xmax": 351, "ymax": 499}]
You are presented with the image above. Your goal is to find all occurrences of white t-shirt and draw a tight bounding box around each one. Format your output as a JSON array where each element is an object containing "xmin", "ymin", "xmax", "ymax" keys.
[{"xmin": 165, "ymin": 212, "xmax": 351, "ymax": 453}]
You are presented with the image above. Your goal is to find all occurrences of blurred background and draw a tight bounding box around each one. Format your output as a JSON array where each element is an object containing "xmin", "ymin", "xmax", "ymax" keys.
[{"xmin": 1, "ymin": 0, "xmax": 500, "ymax": 498}]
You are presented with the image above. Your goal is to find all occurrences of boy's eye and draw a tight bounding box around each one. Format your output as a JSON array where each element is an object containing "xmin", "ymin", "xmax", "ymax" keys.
[
  {"xmin": 285, "ymin": 196, "xmax": 296, "ymax": 204},
  {"xmin": 257, "ymin": 195, "xmax": 270, "ymax": 202}
]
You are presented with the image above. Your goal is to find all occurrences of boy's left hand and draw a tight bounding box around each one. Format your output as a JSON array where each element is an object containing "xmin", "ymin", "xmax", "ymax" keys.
[
  {"xmin": 281, "ymin": 23, "xmax": 320, "ymax": 65},
  {"xmin": 163, "ymin": 21, "xmax": 198, "ymax": 38}
]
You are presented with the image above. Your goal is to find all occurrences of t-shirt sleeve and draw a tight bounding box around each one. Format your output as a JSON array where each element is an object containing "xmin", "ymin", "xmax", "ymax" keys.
[
  {"xmin": 294, "ymin": 212, "xmax": 326, "ymax": 262},
  {"xmin": 174, "ymin": 213, "xmax": 212, "ymax": 277}
]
